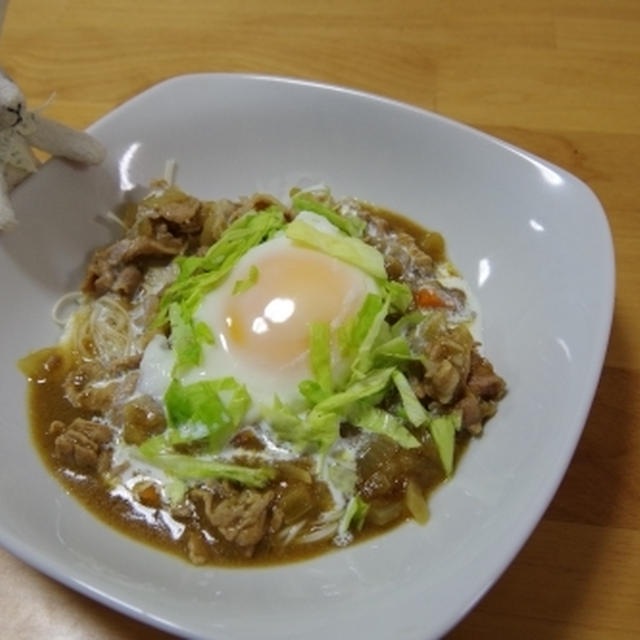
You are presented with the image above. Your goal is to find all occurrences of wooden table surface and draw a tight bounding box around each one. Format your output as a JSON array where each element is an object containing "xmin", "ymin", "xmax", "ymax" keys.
[{"xmin": 1, "ymin": 1, "xmax": 638, "ymax": 638}]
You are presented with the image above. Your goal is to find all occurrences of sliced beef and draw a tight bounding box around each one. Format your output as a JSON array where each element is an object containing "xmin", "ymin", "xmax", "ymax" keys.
[
  {"xmin": 362, "ymin": 212, "xmax": 436, "ymax": 283},
  {"xmin": 196, "ymin": 487, "xmax": 275, "ymax": 548},
  {"xmin": 82, "ymin": 186, "xmax": 279, "ymax": 299},
  {"xmin": 199, "ymin": 199, "xmax": 236, "ymax": 246},
  {"xmin": 112, "ymin": 264, "xmax": 143, "ymax": 297},
  {"xmin": 430, "ymin": 351, "xmax": 506, "ymax": 435},
  {"xmin": 411, "ymin": 325, "xmax": 474, "ymax": 405},
  {"xmin": 408, "ymin": 320, "xmax": 505, "ymax": 436},
  {"xmin": 198, "ymin": 194, "xmax": 282, "ymax": 247},
  {"xmin": 467, "ymin": 351, "xmax": 506, "ymax": 400},
  {"xmin": 82, "ymin": 234, "xmax": 184, "ymax": 297},
  {"xmin": 139, "ymin": 188, "xmax": 201, "ymax": 226},
  {"xmin": 50, "ymin": 418, "xmax": 112, "ymax": 471},
  {"xmin": 455, "ymin": 392, "xmax": 484, "ymax": 435},
  {"xmin": 209, "ymin": 489, "xmax": 275, "ymax": 547}
]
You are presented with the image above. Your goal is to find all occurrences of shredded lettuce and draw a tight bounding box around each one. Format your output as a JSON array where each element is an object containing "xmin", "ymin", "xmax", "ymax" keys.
[
  {"xmin": 165, "ymin": 478, "xmax": 187, "ymax": 505},
  {"xmin": 261, "ymin": 396, "xmax": 305, "ymax": 445},
  {"xmin": 309, "ymin": 322, "xmax": 333, "ymax": 394},
  {"xmin": 345, "ymin": 294, "xmax": 390, "ymax": 378},
  {"xmin": 338, "ymin": 289, "xmax": 418, "ymax": 379},
  {"xmin": 285, "ymin": 218, "xmax": 386, "ymax": 280},
  {"xmin": 194, "ymin": 320, "xmax": 215, "ymax": 344},
  {"xmin": 428, "ymin": 411, "xmax": 462, "ymax": 476},
  {"xmin": 138, "ymin": 449, "xmax": 275, "ymax": 488},
  {"xmin": 390, "ymin": 310, "xmax": 425, "ymax": 337},
  {"xmin": 292, "ymin": 193, "xmax": 365, "ymax": 238},
  {"xmin": 337, "ymin": 495, "xmax": 370, "ymax": 537},
  {"xmin": 327, "ymin": 450, "xmax": 357, "ymax": 495},
  {"xmin": 232, "ymin": 264, "xmax": 259, "ymax": 295},
  {"xmin": 164, "ymin": 377, "xmax": 250, "ymax": 451},
  {"xmin": 314, "ymin": 367, "xmax": 395, "ymax": 413},
  {"xmin": 262, "ymin": 398, "xmax": 339, "ymax": 453},
  {"xmin": 392, "ymin": 370, "xmax": 429, "ymax": 427},
  {"xmin": 168, "ymin": 303, "xmax": 214, "ymax": 375},
  {"xmin": 372, "ymin": 335, "xmax": 418, "ymax": 367},
  {"xmin": 348, "ymin": 403, "xmax": 420, "ymax": 448},
  {"xmin": 305, "ymin": 409, "xmax": 341, "ymax": 453},
  {"xmin": 379, "ymin": 280, "xmax": 413, "ymax": 313},
  {"xmin": 340, "ymin": 293, "xmax": 384, "ymax": 356},
  {"xmin": 155, "ymin": 206, "xmax": 285, "ymax": 326},
  {"xmin": 298, "ymin": 379, "xmax": 331, "ymax": 405}
]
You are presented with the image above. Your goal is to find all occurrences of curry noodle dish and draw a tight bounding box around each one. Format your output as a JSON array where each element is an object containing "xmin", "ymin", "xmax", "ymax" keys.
[{"xmin": 20, "ymin": 183, "xmax": 506, "ymax": 566}]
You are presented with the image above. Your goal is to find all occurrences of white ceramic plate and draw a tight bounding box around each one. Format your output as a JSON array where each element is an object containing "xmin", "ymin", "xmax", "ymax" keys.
[{"xmin": 0, "ymin": 74, "xmax": 614, "ymax": 639}]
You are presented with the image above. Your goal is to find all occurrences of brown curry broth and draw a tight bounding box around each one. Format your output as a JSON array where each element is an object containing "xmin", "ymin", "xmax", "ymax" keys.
[
  {"xmin": 26, "ymin": 352, "xmax": 465, "ymax": 566},
  {"xmin": 25, "ymin": 205, "xmax": 468, "ymax": 567}
]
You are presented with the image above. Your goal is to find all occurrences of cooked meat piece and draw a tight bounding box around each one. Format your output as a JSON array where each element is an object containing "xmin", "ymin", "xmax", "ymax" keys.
[
  {"xmin": 455, "ymin": 392, "xmax": 483, "ymax": 435},
  {"xmin": 122, "ymin": 234, "xmax": 185, "ymax": 262},
  {"xmin": 150, "ymin": 222, "xmax": 185, "ymax": 248},
  {"xmin": 411, "ymin": 325, "xmax": 475, "ymax": 405},
  {"xmin": 112, "ymin": 264, "xmax": 143, "ymax": 297},
  {"xmin": 82, "ymin": 234, "xmax": 184, "ymax": 297},
  {"xmin": 429, "ymin": 359, "xmax": 461, "ymax": 404},
  {"xmin": 398, "ymin": 231, "xmax": 435, "ymax": 277},
  {"xmin": 140, "ymin": 188, "xmax": 201, "ymax": 225},
  {"xmin": 235, "ymin": 192, "xmax": 285, "ymax": 215},
  {"xmin": 199, "ymin": 199, "xmax": 239, "ymax": 246},
  {"xmin": 64, "ymin": 363, "xmax": 139, "ymax": 413},
  {"xmin": 171, "ymin": 502, "xmax": 194, "ymax": 521},
  {"xmin": 96, "ymin": 450, "xmax": 113, "ymax": 474},
  {"xmin": 64, "ymin": 362, "xmax": 116, "ymax": 411},
  {"xmin": 51, "ymin": 418, "xmax": 112, "ymax": 471},
  {"xmin": 200, "ymin": 489, "xmax": 275, "ymax": 547},
  {"xmin": 412, "ymin": 358, "xmax": 461, "ymax": 405},
  {"xmin": 427, "ymin": 327, "xmax": 473, "ymax": 381},
  {"xmin": 122, "ymin": 395, "xmax": 167, "ymax": 445},
  {"xmin": 467, "ymin": 352, "xmax": 506, "ymax": 400},
  {"xmin": 362, "ymin": 214, "xmax": 436, "ymax": 283},
  {"xmin": 82, "ymin": 241, "xmax": 129, "ymax": 295},
  {"xmin": 230, "ymin": 428, "xmax": 265, "ymax": 450}
]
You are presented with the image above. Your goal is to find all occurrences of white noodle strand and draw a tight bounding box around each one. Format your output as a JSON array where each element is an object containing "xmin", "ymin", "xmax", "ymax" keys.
[
  {"xmin": 102, "ymin": 210, "xmax": 127, "ymax": 229},
  {"xmin": 163, "ymin": 158, "xmax": 177, "ymax": 186},
  {"xmin": 51, "ymin": 291, "xmax": 84, "ymax": 327}
]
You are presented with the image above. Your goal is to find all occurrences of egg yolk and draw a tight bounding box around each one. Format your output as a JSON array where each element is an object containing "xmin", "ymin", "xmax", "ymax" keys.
[{"xmin": 221, "ymin": 246, "xmax": 371, "ymax": 371}]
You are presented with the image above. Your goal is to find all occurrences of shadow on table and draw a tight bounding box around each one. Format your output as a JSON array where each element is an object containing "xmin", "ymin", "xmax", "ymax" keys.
[{"xmin": 448, "ymin": 308, "xmax": 634, "ymax": 639}]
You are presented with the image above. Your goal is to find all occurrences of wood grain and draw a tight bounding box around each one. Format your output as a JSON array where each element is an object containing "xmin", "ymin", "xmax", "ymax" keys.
[{"xmin": 1, "ymin": 1, "xmax": 639, "ymax": 638}]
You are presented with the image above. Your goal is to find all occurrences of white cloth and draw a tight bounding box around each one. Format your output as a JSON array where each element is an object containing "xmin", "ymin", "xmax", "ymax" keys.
[{"xmin": 0, "ymin": 111, "xmax": 38, "ymax": 173}]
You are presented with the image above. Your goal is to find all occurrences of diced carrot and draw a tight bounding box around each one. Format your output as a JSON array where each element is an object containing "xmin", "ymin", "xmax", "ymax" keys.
[
  {"xmin": 136, "ymin": 483, "xmax": 162, "ymax": 509},
  {"xmin": 414, "ymin": 287, "xmax": 450, "ymax": 308}
]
